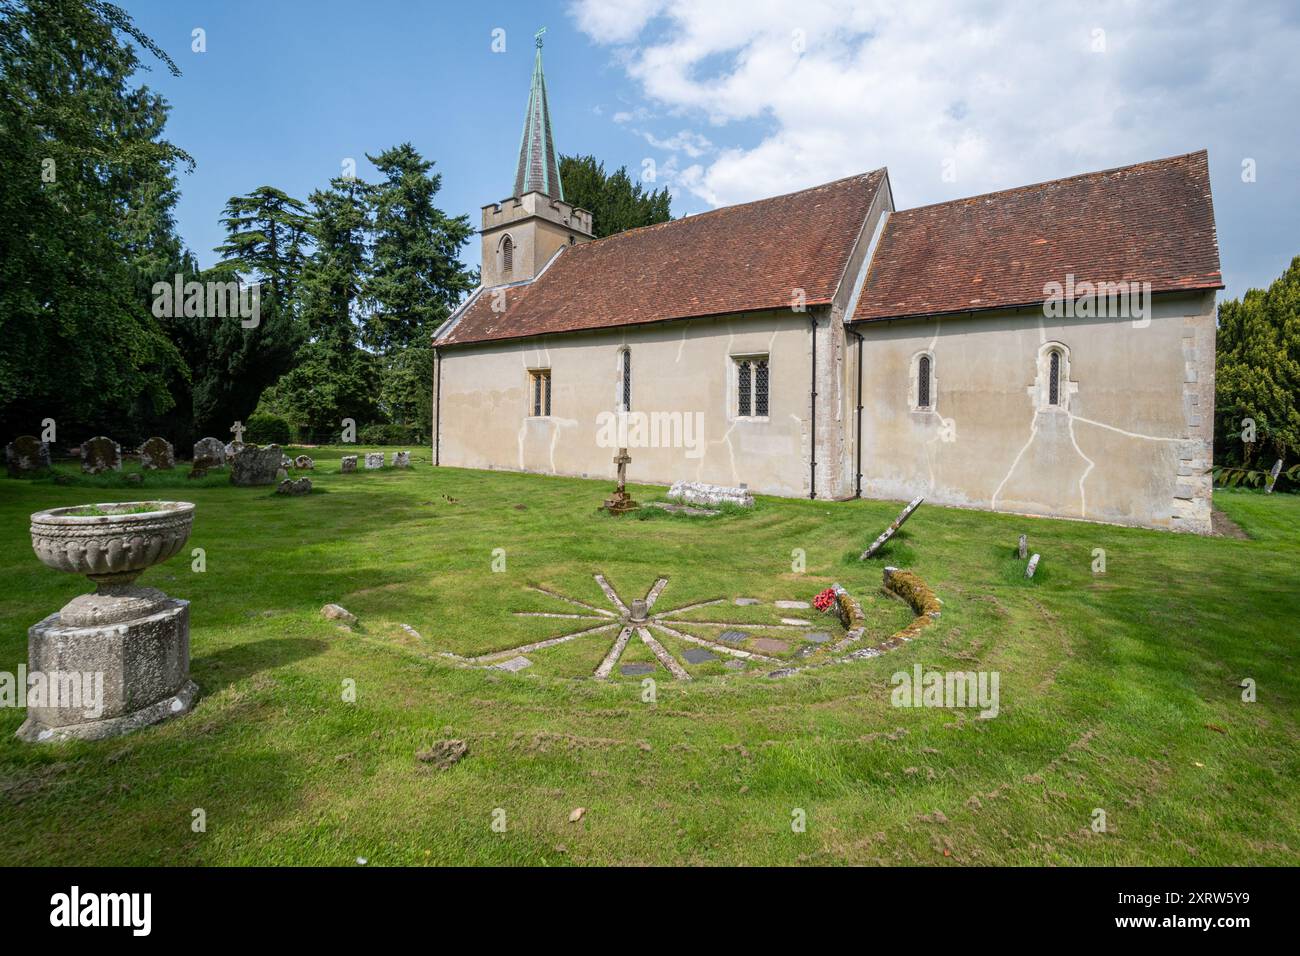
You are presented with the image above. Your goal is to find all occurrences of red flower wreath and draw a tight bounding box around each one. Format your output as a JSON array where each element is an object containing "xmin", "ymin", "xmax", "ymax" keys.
[{"xmin": 812, "ymin": 587, "xmax": 837, "ymax": 613}]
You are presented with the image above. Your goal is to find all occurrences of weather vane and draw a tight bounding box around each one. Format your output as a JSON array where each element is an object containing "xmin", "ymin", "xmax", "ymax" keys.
[{"xmin": 535, "ymin": 26, "xmax": 546, "ymax": 49}]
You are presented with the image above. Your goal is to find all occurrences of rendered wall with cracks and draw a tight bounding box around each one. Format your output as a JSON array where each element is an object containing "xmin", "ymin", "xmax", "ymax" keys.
[
  {"xmin": 434, "ymin": 310, "xmax": 819, "ymax": 496},
  {"xmin": 851, "ymin": 290, "xmax": 1217, "ymax": 532}
]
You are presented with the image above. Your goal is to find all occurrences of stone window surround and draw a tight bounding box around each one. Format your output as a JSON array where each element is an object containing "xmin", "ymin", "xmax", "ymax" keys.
[
  {"xmin": 527, "ymin": 367, "xmax": 552, "ymax": 418},
  {"xmin": 909, "ymin": 349, "xmax": 937, "ymax": 413},
  {"xmin": 1031, "ymin": 340, "xmax": 1077, "ymax": 412},
  {"xmin": 730, "ymin": 352, "xmax": 771, "ymax": 421}
]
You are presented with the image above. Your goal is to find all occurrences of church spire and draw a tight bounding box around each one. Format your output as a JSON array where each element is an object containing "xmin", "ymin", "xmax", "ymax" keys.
[{"xmin": 513, "ymin": 27, "xmax": 564, "ymax": 201}]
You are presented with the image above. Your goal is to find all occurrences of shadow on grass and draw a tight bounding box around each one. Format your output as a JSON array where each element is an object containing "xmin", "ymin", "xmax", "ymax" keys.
[{"xmin": 192, "ymin": 637, "xmax": 328, "ymax": 696}]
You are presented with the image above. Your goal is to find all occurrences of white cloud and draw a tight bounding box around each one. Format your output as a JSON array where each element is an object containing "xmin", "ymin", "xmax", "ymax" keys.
[{"xmin": 570, "ymin": 0, "xmax": 1300, "ymax": 294}]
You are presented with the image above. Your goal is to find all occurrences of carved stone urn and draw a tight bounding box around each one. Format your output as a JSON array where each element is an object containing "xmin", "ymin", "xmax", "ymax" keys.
[{"xmin": 19, "ymin": 501, "xmax": 198, "ymax": 742}]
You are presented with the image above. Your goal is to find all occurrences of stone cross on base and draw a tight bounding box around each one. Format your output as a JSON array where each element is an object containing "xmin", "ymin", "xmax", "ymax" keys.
[
  {"xmin": 230, "ymin": 420, "xmax": 245, "ymax": 444},
  {"xmin": 603, "ymin": 448, "xmax": 638, "ymax": 514}
]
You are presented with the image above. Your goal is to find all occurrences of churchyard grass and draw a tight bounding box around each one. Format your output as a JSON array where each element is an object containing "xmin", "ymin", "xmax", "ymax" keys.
[{"xmin": 0, "ymin": 450, "xmax": 1296, "ymax": 865}]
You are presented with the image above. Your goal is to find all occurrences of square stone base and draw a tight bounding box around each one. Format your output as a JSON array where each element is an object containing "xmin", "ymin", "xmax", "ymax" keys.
[{"xmin": 16, "ymin": 599, "xmax": 196, "ymax": 743}]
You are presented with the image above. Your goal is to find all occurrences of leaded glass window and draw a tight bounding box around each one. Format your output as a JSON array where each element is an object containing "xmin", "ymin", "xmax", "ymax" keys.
[
  {"xmin": 530, "ymin": 369, "xmax": 551, "ymax": 416},
  {"xmin": 1048, "ymin": 350, "xmax": 1060, "ymax": 406},
  {"xmin": 620, "ymin": 349, "xmax": 631, "ymax": 411},
  {"xmin": 735, "ymin": 355, "xmax": 769, "ymax": 417},
  {"xmin": 918, "ymin": 355, "xmax": 932, "ymax": 408}
]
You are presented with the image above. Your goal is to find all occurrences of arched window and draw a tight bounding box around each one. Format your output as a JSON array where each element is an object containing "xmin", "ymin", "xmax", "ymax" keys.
[
  {"xmin": 1048, "ymin": 349, "xmax": 1061, "ymax": 406},
  {"xmin": 619, "ymin": 348, "xmax": 631, "ymax": 411},
  {"xmin": 501, "ymin": 235, "xmax": 514, "ymax": 275},
  {"xmin": 917, "ymin": 355, "xmax": 932, "ymax": 409}
]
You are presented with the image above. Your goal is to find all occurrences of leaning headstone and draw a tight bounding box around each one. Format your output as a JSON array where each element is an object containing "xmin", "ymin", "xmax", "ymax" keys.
[
  {"xmin": 1025, "ymin": 553, "xmax": 1041, "ymax": 579},
  {"xmin": 80, "ymin": 436, "xmax": 121, "ymax": 474},
  {"xmin": 860, "ymin": 495, "xmax": 924, "ymax": 559},
  {"xmin": 5, "ymin": 436, "xmax": 51, "ymax": 477},
  {"xmin": 364, "ymin": 452, "xmax": 384, "ymax": 469},
  {"xmin": 276, "ymin": 477, "xmax": 312, "ymax": 496},
  {"xmin": 1265, "ymin": 459, "xmax": 1283, "ymax": 494},
  {"xmin": 667, "ymin": 480, "xmax": 753, "ymax": 508},
  {"xmin": 192, "ymin": 437, "xmax": 226, "ymax": 469},
  {"xmin": 294, "ymin": 455, "xmax": 314, "ymax": 470},
  {"xmin": 391, "ymin": 451, "xmax": 410, "ymax": 468},
  {"xmin": 138, "ymin": 436, "xmax": 175, "ymax": 471},
  {"xmin": 230, "ymin": 443, "xmax": 283, "ymax": 486},
  {"xmin": 1018, "ymin": 534, "xmax": 1028, "ymax": 560},
  {"xmin": 341, "ymin": 455, "xmax": 358, "ymax": 474}
]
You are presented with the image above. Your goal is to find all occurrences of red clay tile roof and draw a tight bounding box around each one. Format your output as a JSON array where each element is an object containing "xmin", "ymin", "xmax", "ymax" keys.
[
  {"xmin": 851, "ymin": 151, "xmax": 1222, "ymax": 323},
  {"xmin": 438, "ymin": 170, "xmax": 886, "ymax": 346}
]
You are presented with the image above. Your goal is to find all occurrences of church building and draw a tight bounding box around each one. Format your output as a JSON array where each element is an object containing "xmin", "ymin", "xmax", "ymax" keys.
[{"xmin": 432, "ymin": 37, "xmax": 1223, "ymax": 533}]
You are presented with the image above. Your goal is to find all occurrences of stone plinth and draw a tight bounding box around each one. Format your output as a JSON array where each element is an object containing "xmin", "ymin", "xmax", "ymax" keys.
[{"xmin": 17, "ymin": 597, "xmax": 196, "ymax": 742}]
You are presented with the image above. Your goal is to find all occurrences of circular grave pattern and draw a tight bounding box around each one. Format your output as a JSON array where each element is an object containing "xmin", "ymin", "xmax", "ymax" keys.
[{"xmin": 440, "ymin": 570, "xmax": 941, "ymax": 681}]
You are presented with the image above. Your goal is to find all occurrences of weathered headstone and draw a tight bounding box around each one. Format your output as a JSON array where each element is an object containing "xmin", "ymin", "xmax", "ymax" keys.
[
  {"xmin": 603, "ymin": 448, "xmax": 639, "ymax": 513},
  {"xmin": 192, "ymin": 437, "xmax": 226, "ymax": 469},
  {"xmin": 1265, "ymin": 458, "xmax": 1283, "ymax": 494},
  {"xmin": 80, "ymin": 436, "xmax": 121, "ymax": 474},
  {"xmin": 276, "ymin": 477, "xmax": 312, "ymax": 496},
  {"xmin": 294, "ymin": 455, "xmax": 314, "ymax": 470},
  {"xmin": 230, "ymin": 443, "xmax": 283, "ymax": 486},
  {"xmin": 5, "ymin": 436, "xmax": 51, "ymax": 477},
  {"xmin": 138, "ymin": 436, "xmax": 175, "ymax": 470},
  {"xmin": 364, "ymin": 452, "xmax": 384, "ymax": 469},
  {"xmin": 666, "ymin": 480, "xmax": 754, "ymax": 508},
  {"xmin": 341, "ymin": 455, "xmax": 358, "ymax": 474},
  {"xmin": 1018, "ymin": 534, "xmax": 1027, "ymax": 560},
  {"xmin": 1025, "ymin": 553, "xmax": 1041, "ymax": 579},
  {"xmin": 391, "ymin": 451, "xmax": 410, "ymax": 468},
  {"xmin": 861, "ymin": 495, "xmax": 924, "ymax": 559}
]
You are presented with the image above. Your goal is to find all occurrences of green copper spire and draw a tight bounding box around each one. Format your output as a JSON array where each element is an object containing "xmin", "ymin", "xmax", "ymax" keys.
[{"xmin": 513, "ymin": 27, "xmax": 564, "ymax": 201}]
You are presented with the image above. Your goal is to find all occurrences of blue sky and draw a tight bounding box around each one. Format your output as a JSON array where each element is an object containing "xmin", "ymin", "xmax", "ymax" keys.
[{"xmin": 124, "ymin": 1, "xmax": 1299, "ymax": 298}]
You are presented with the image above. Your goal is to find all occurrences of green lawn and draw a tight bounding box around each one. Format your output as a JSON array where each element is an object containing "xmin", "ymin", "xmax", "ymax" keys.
[{"xmin": 1, "ymin": 447, "xmax": 1296, "ymax": 865}]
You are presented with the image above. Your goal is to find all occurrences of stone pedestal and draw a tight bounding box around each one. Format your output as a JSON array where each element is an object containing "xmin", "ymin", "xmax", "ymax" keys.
[{"xmin": 17, "ymin": 596, "xmax": 196, "ymax": 743}]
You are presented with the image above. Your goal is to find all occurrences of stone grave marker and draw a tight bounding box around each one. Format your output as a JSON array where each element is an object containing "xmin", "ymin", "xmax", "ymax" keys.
[
  {"xmin": 681, "ymin": 647, "xmax": 717, "ymax": 664},
  {"xmin": 496, "ymin": 656, "xmax": 533, "ymax": 672},
  {"xmin": 1265, "ymin": 459, "xmax": 1283, "ymax": 494},
  {"xmin": 341, "ymin": 455, "xmax": 358, "ymax": 473},
  {"xmin": 751, "ymin": 637, "xmax": 790, "ymax": 654},
  {"xmin": 620, "ymin": 662, "xmax": 655, "ymax": 676},
  {"xmin": 1025, "ymin": 553, "xmax": 1041, "ymax": 578},
  {"xmin": 861, "ymin": 495, "xmax": 924, "ymax": 559},
  {"xmin": 1018, "ymin": 534, "xmax": 1027, "ymax": 560},
  {"xmin": 667, "ymin": 480, "xmax": 754, "ymax": 508},
  {"xmin": 230, "ymin": 444, "xmax": 283, "ymax": 486},
  {"xmin": 5, "ymin": 436, "xmax": 51, "ymax": 477},
  {"xmin": 139, "ymin": 436, "xmax": 175, "ymax": 470},
  {"xmin": 364, "ymin": 452, "xmax": 384, "ymax": 469},
  {"xmin": 80, "ymin": 436, "xmax": 121, "ymax": 474},
  {"xmin": 276, "ymin": 477, "xmax": 312, "ymax": 496},
  {"xmin": 602, "ymin": 448, "xmax": 639, "ymax": 514},
  {"xmin": 391, "ymin": 451, "xmax": 410, "ymax": 468},
  {"xmin": 193, "ymin": 437, "xmax": 226, "ymax": 469},
  {"xmin": 294, "ymin": 455, "xmax": 314, "ymax": 470},
  {"xmin": 718, "ymin": 630, "xmax": 750, "ymax": 645}
]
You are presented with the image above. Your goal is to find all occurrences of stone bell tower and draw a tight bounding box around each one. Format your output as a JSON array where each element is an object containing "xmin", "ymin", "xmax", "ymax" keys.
[{"xmin": 480, "ymin": 27, "xmax": 593, "ymax": 289}]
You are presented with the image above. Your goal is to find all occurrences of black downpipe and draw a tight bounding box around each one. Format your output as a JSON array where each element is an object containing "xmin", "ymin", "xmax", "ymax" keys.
[
  {"xmin": 433, "ymin": 346, "xmax": 442, "ymax": 466},
  {"xmin": 849, "ymin": 328, "xmax": 864, "ymax": 497},
  {"xmin": 808, "ymin": 314, "xmax": 817, "ymax": 499}
]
